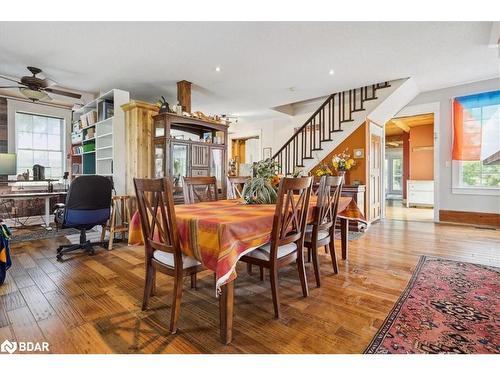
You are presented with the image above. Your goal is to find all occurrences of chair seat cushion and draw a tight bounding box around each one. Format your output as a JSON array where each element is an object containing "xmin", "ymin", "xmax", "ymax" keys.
[
  {"xmin": 305, "ymin": 228, "xmax": 330, "ymax": 242},
  {"xmin": 153, "ymin": 250, "xmax": 201, "ymax": 269},
  {"xmin": 246, "ymin": 242, "xmax": 297, "ymax": 261}
]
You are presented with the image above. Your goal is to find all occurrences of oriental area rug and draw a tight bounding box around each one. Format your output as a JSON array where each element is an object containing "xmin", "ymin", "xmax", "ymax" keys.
[{"xmin": 365, "ymin": 256, "xmax": 499, "ymax": 354}]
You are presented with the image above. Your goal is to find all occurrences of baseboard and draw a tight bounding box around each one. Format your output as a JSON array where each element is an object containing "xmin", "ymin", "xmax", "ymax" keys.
[{"xmin": 439, "ymin": 210, "xmax": 500, "ymax": 229}]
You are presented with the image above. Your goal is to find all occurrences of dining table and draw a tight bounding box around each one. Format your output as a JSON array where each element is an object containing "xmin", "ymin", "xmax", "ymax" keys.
[{"xmin": 128, "ymin": 196, "xmax": 367, "ymax": 344}]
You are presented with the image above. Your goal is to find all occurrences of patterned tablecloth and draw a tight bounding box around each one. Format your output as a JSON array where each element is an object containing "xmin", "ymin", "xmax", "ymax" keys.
[{"xmin": 128, "ymin": 197, "xmax": 366, "ymax": 292}]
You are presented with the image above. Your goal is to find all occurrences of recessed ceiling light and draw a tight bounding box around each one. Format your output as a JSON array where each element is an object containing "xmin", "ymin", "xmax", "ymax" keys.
[
  {"xmin": 215, "ymin": 66, "xmax": 221, "ymax": 72},
  {"xmin": 329, "ymin": 69, "xmax": 335, "ymax": 76}
]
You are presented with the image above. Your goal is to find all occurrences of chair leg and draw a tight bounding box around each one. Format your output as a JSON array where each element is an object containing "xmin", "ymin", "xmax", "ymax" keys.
[
  {"xmin": 108, "ymin": 202, "xmax": 117, "ymax": 251},
  {"xmin": 296, "ymin": 248, "xmax": 309, "ymax": 297},
  {"xmin": 170, "ymin": 273, "xmax": 184, "ymax": 334},
  {"xmin": 328, "ymin": 242, "xmax": 338, "ymax": 274},
  {"xmin": 324, "ymin": 245, "xmax": 329, "ymax": 254},
  {"xmin": 311, "ymin": 246, "xmax": 321, "ymax": 287},
  {"xmin": 259, "ymin": 266, "xmax": 264, "ymax": 281},
  {"xmin": 307, "ymin": 248, "xmax": 311, "ymax": 262},
  {"xmin": 269, "ymin": 267, "xmax": 280, "ymax": 319},
  {"xmin": 190, "ymin": 273, "xmax": 197, "ymax": 289},
  {"xmin": 246, "ymin": 263, "xmax": 252, "ymax": 275},
  {"xmin": 100, "ymin": 224, "xmax": 107, "ymax": 243},
  {"xmin": 151, "ymin": 267, "xmax": 157, "ymax": 296},
  {"xmin": 142, "ymin": 263, "xmax": 154, "ymax": 310}
]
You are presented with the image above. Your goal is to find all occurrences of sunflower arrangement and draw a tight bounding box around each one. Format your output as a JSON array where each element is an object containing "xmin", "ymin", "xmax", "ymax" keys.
[
  {"xmin": 242, "ymin": 159, "xmax": 281, "ymax": 204},
  {"xmin": 316, "ymin": 149, "xmax": 356, "ymax": 177}
]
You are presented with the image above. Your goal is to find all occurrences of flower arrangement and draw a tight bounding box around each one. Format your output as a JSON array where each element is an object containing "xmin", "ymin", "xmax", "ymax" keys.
[
  {"xmin": 316, "ymin": 149, "xmax": 356, "ymax": 177},
  {"xmin": 242, "ymin": 159, "xmax": 281, "ymax": 204}
]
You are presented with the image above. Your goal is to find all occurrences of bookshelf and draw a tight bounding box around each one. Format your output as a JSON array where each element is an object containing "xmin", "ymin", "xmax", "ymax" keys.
[{"xmin": 70, "ymin": 89, "xmax": 130, "ymax": 194}]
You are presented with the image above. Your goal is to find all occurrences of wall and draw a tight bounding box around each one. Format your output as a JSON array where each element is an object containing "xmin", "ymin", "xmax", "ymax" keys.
[
  {"xmin": 409, "ymin": 124, "xmax": 434, "ymax": 180},
  {"xmin": 398, "ymin": 77, "xmax": 500, "ymax": 215},
  {"xmin": 310, "ymin": 122, "xmax": 367, "ymax": 185}
]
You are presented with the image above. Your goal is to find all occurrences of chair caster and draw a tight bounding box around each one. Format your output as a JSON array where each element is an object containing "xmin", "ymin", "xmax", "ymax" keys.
[
  {"xmin": 56, "ymin": 254, "xmax": 63, "ymax": 261},
  {"xmin": 56, "ymin": 246, "xmax": 63, "ymax": 254}
]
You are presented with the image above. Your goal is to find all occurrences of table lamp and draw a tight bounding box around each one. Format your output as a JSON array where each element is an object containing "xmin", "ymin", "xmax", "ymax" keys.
[{"xmin": 0, "ymin": 153, "xmax": 17, "ymax": 176}]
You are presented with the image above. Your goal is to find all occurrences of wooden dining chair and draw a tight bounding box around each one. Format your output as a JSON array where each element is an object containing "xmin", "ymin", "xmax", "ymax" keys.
[
  {"xmin": 226, "ymin": 176, "xmax": 250, "ymax": 199},
  {"xmin": 240, "ymin": 176, "xmax": 313, "ymax": 318},
  {"xmin": 182, "ymin": 176, "xmax": 219, "ymax": 204},
  {"xmin": 134, "ymin": 177, "xmax": 204, "ymax": 334},
  {"xmin": 304, "ymin": 175, "xmax": 344, "ymax": 287}
]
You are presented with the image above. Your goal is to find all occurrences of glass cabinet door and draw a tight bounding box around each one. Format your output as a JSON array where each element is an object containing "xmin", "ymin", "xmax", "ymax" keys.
[
  {"xmin": 154, "ymin": 142, "xmax": 165, "ymax": 177},
  {"xmin": 210, "ymin": 147, "xmax": 223, "ymax": 189},
  {"xmin": 154, "ymin": 119, "xmax": 165, "ymax": 137},
  {"xmin": 172, "ymin": 143, "xmax": 189, "ymax": 188}
]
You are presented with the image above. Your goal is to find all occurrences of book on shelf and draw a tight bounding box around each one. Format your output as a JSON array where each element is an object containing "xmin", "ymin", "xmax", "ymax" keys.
[
  {"xmin": 98, "ymin": 100, "xmax": 114, "ymax": 122},
  {"xmin": 71, "ymin": 163, "xmax": 82, "ymax": 174}
]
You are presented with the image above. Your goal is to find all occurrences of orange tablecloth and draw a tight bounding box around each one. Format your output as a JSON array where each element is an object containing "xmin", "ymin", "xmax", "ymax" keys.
[{"xmin": 128, "ymin": 197, "xmax": 365, "ymax": 292}]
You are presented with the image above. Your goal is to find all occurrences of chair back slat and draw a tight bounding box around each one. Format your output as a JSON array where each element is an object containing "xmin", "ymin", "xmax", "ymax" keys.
[
  {"xmin": 182, "ymin": 176, "xmax": 219, "ymax": 204},
  {"xmin": 270, "ymin": 177, "xmax": 313, "ymax": 258},
  {"xmin": 134, "ymin": 178, "xmax": 181, "ymax": 261},
  {"xmin": 226, "ymin": 176, "xmax": 250, "ymax": 199},
  {"xmin": 313, "ymin": 175, "xmax": 344, "ymax": 232}
]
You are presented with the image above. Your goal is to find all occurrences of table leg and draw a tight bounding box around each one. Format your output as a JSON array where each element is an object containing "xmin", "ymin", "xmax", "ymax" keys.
[
  {"xmin": 340, "ymin": 218, "xmax": 348, "ymax": 260},
  {"xmin": 219, "ymin": 280, "xmax": 234, "ymax": 345},
  {"xmin": 44, "ymin": 197, "xmax": 52, "ymax": 230}
]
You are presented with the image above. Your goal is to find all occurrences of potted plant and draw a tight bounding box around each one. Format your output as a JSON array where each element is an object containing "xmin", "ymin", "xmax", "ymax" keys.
[{"xmin": 242, "ymin": 159, "xmax": 281, "ymax": 204}]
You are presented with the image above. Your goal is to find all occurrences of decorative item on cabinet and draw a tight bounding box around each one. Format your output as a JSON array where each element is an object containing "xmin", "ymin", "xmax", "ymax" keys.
[{"xmin": 341, "ymin": 184, "xmax": 366, "ymax": 232}]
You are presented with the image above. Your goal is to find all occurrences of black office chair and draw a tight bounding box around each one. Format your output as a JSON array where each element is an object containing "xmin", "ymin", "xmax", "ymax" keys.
[{"xmin": 54, "ymin": 175, "xmax": 113, "ymax": 260}]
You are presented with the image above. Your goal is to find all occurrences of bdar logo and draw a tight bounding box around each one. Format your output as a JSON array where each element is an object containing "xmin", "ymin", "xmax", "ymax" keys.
[{"xmin": 1, "ymin": 339, "xmax": 17, "ymax": 354}]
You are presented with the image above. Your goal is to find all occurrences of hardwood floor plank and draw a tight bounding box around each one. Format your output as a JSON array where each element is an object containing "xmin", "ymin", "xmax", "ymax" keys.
[
  {"xmin": 18, "ymin": 285, "xmax": 55, "ymax": 322},
  {"xmin": 1, "ymin": 291, "xmax": 27, "ymax": 312}
]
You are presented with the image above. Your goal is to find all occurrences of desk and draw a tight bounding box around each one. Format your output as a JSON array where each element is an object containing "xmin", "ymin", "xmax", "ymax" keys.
[{"xmin": 1, "ymin": 192, "xmax": 67, "ymax": 230}]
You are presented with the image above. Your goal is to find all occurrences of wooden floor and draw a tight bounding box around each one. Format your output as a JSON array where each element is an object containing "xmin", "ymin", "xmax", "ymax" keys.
[
  {"xmin": 385, "ymin": 199, "xmax": 434, "ymax": 222},
  {"xmin": 1, "ymin": 220, "xmax": 499, "ymax": 354}
]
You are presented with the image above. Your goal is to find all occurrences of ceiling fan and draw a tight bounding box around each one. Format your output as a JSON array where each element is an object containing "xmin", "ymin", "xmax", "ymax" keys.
[{"xmin": 0, "ymin": 66, "xmax": 82, "ymax": 102}]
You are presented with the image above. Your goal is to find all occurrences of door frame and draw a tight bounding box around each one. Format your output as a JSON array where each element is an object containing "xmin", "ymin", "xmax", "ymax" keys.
[
  {"xmin": 381, "ymin": 102, "xmax": 440, "ymax": 222},
  {"xmin": 366, "ymin": 120, "xmax": 385, "ymax": 222}
]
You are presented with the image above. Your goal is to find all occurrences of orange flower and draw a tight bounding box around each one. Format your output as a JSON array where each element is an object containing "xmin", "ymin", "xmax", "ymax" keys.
[{"xmin": 271, "ymin": 175, "xmax": 281, "ymax": 187}]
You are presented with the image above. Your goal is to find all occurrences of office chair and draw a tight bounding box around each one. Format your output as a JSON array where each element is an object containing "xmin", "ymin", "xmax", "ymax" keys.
[{"xmin": 54, "ymin": 175, "xmax": 113, "ymax": 260}]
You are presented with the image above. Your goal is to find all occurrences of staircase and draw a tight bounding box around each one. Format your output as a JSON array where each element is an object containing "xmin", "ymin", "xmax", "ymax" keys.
[{"xmin": 271, "ymin": 79, "xmax": 413, "ymax": 175}]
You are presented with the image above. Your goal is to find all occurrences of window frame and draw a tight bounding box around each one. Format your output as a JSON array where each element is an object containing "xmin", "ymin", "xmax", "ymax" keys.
[{"xmin": 14, "ymin": 111, "xmax": 65, "ymax": 180}]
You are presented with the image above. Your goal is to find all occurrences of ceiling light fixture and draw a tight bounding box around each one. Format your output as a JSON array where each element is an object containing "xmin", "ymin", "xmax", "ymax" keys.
[
  {"xmin": 329, "ymin": 69, "xmax": 335, "ymax": 76},
  {"xmin": 215, "ymin": 66, "xmax": 221, "ymax": 72},
  {"xmin": 19, "ymin": 87, "xmax": 49, "ymax": 101}
]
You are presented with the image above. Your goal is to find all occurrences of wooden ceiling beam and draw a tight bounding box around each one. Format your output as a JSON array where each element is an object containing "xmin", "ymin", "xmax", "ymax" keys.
[{"xmin": 392, "ymin": 119, "xmax": 410, "ymax": 133}]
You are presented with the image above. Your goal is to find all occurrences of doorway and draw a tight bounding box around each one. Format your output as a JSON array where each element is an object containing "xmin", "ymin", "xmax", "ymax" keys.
[
  {"xmin": 384, "ymin": 114, "xmax": 435, "ymax": 222},
  {"xmin": 230, "ymin": 135, "xmax": 260, "ymax": 176}
]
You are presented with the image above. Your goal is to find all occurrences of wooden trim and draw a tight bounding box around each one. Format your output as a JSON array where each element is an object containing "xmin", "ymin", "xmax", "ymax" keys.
[
  {"xmin": 121, "ymin": 100, "xmax": 159, "ymax": 112},
  {"xmin": 439, "ymin": 210, "xmax": 500, "ymax": 228}
]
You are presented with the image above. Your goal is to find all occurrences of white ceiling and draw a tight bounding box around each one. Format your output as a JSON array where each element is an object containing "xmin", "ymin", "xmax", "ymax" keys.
[{"xmin": 0, "ymin": 22, "xmax": 498, "ymax": 118}]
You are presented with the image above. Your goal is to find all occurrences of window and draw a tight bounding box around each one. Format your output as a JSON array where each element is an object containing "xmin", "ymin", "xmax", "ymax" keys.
[
  {"xmin": 452, "ymin": 90, "xmax": 500, "ymax": 191},
  {"xmin": 15, "ymin": 112, "xmax": 64, "ymax": 179}
]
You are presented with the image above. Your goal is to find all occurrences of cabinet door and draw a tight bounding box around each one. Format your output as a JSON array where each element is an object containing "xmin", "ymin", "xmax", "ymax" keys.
[
  {"xmin": 154, "ymin": 119, "xmax": 165, "ymax": 137},
  {"xmin": 210, "ymin": 147, "xmax": 224, "ymax": 189},
  {"xmin": 191, "ymin": 144, "xmax": 209, "ymax": 167},
  {"xmin": 154, "ymin": 141, "xmax": 165, "ymax": 177},
  {"xmin": 171, "ymin": 142, "xmax": 189, "ymax": 186}
]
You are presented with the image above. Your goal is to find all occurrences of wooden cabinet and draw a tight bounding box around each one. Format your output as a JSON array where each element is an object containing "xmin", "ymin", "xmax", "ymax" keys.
[
  {"xmin": 407, "ymin": 180, "xmax": 434, "ymax": 207},
  {"xmin": 153, "ymin": 113, "xmax": 228, "ymax": 203}
]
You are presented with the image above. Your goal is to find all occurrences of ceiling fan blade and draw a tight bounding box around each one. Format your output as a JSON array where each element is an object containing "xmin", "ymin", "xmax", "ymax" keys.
[
  {"xmin": 44, "ymin": 87, "xmax": 82, "ymax": 99},
  {"xmin": 0, "ymin": 86, "xmax": 23, "ymax": 89},
  {"xmin": 0, "ymin": 75, "xmax": 23, "ymax": 85},
  {"xmin": 40, "ymin": 77, "xmax": 57, "ymax": 88}
]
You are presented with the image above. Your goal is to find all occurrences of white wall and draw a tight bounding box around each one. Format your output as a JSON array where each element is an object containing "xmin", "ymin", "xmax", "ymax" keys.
[{"xmin": 399, "ymin": 77, "xmax": 500, "ymax": 215}]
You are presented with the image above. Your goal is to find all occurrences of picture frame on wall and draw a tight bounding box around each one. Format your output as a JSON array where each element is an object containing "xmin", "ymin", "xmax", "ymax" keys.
[{"xmin": 263, "ymin": 147, "xmax": 272, "ymax": 159}]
